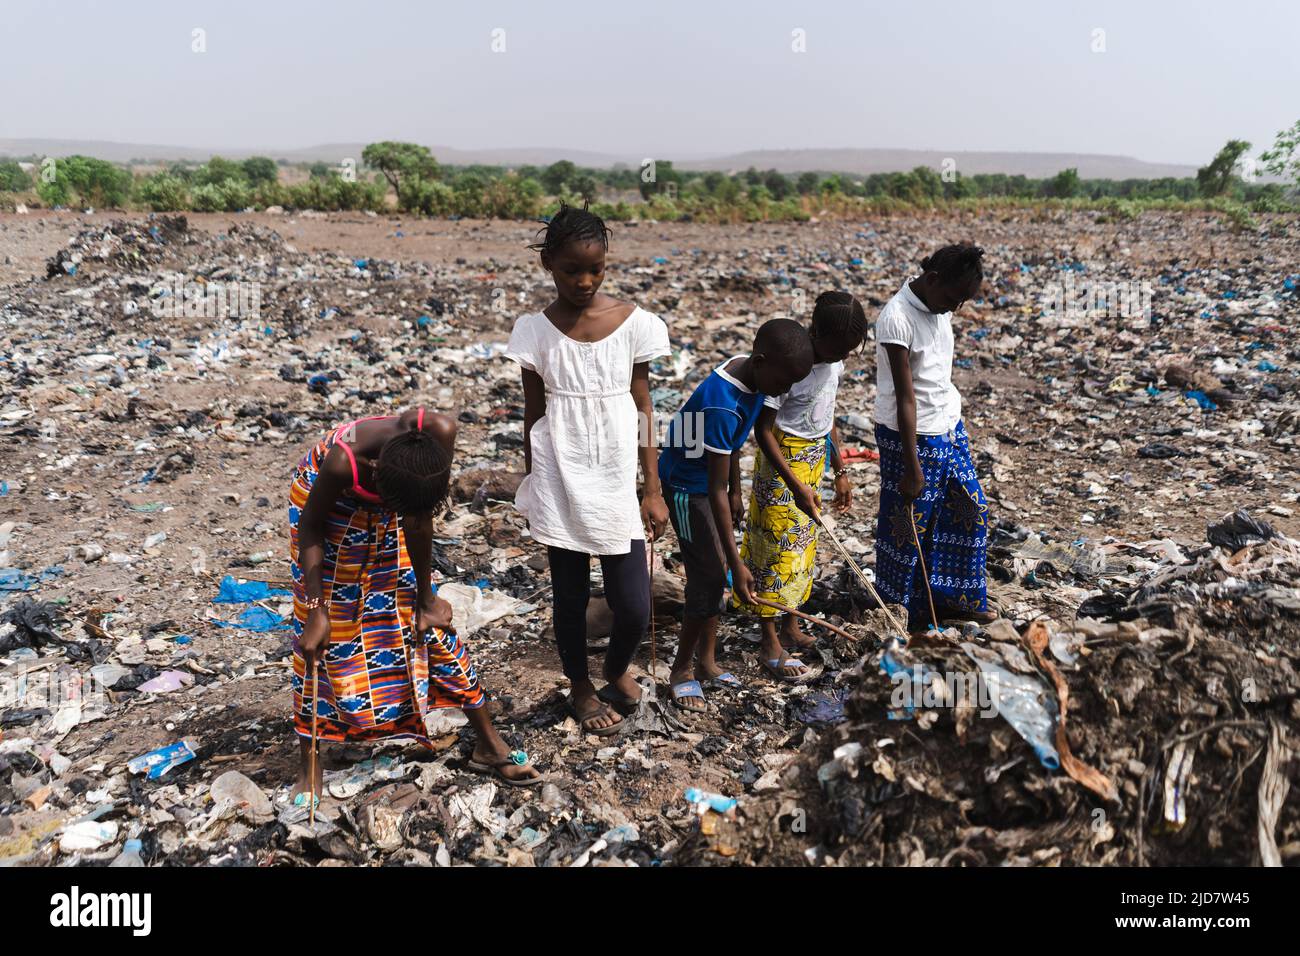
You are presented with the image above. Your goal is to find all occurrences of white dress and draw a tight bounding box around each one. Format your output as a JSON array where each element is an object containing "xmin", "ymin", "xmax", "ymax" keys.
[{"xmin": 506, "ymin": 305, "xmax": 671, "ymax": 555}]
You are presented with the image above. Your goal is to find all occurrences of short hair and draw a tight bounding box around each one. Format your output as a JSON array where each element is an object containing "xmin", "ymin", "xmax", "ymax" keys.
[
  {"xmin": 529, "ymin": 201, "xmax": 612, "ymax": 257},
  {"xmin": 921, "ymin": 244, "xmax": 985, "ymax": 285},
  {"xmin": 811, "ymin": 290, "xmax": 867, "ymax": 346},
  {"xmin": 375, "ymin": 430, "xmax": 452, "ymax": 514},
  {"xmin": 754, "ymin": 317, "xmax": 814, "ymax": 369}
]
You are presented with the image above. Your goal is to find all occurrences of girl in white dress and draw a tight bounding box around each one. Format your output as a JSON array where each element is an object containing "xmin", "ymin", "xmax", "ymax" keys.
[{"xmin": 506, "ymin": 205, "xmax": 671, "ymax": 736}]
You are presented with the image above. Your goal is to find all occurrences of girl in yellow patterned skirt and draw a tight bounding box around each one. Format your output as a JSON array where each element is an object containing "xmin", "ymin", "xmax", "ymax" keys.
[{"xmin": 734, "ymin": 292, "xmax": 866, "ymax": 679}]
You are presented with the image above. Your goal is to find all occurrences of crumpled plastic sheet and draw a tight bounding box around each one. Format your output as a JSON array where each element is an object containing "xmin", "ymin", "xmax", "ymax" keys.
[
  {"xmin": 962, "ymin": 642, "xmax": 1061, "ymax": 770},
  {"xmin": 212, "ymin": 575, "xmax": 292, "ymax": 604},
  {"xmin": 436, "ymin": 582, "xmax": 536, "ymax": 636},
  {"xmin": 211, "ymin": 606, "xmax": 290, "ymax": 632}
]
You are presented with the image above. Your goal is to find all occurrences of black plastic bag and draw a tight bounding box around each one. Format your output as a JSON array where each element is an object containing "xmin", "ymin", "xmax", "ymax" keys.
[{"xmin": 1207, "ymin": 510, "xmax": 1275, "ymax": 551}]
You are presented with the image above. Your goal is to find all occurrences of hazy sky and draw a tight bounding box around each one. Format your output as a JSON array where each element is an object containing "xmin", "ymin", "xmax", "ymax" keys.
[{"xmin": 3, "ymin": 0, "xmax": 1297, "ymax": 165}]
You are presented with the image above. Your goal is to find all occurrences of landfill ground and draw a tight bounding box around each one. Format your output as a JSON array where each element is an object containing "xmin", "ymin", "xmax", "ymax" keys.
[{"xmin": 0, "ymin": 208, "xmax": 1297, "ymax": 867}]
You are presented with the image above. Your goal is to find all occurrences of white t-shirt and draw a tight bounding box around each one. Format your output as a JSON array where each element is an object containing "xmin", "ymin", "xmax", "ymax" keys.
[
  {"xmin": 505, "ymin": 305, "xmax": 671, "ymax": 555},
  {"xmin": 873, "ymin": 279, "xmax": 962, "ymax": 436},
  {"xmin": 764, "ymin": 360, "xmax": 843, "ymax": 439}
]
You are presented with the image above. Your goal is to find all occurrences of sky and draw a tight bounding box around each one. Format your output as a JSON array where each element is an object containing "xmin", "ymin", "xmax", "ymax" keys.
[{"xmin": 2, "ymin": 0, "xmax": 1297, "ymax": 165}]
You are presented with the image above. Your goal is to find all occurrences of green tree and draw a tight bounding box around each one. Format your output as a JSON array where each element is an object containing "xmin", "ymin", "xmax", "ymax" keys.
[
  {"xmin": 194, "ymin": 156, "xmax": 247, "ymax": 187},
  {"xmin": 241, "ymin": 156, "xmax": 279, "ymax": 185},
  {"xmin": 796, "ymin": 171, "xmax": 819, "ymax": 195},
  {"xmin": 136, "ymin": 172, "xmax": 190, "ymax": 211},
  {"xmin": 1196, "ymin": 139, "xmax": 1251, "ymax": 197},
  {"xmin": 0, "ymin": 161, "xmax": 31, "ymax": 192},
  {"xmin": 763, "ymin": 169, "xmax": 790, "ymax": 200},
  {"xmin": 541, "ymin": 160, "xmax": 577, "ymax": 194},
  {"xmin": 1260, "ymin": 120, "xmax": 1300, "ymax": 189},
  {"xmin": 572, "ymin": 174, "xmax": 598, "ymax": 203},
  {"xmin": 1049, "ymin": 167, "xmax": 1080, "ymax": 198},
  {"xmin": 361, "ymin": 141, "xmax": 439, "ymax": 194},
  {"xmin": 35, "ymin": 156, "xmax": 132, "ymax": 207},
  {"xmin": 638, "ymin": 160, "xmax": 681, "ymax": 199}
]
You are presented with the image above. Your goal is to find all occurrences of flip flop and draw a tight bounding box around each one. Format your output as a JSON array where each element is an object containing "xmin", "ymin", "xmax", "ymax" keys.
[
  {"xmin": 763, "ymin": 656, "xmax": 813, "ymax": 682},
  {"xmin": 570, "ymin": 699, "xmax": 624, "ymax": 737},
  {"xmin": 669, "ymin": 679, "xmax": 707, "ymax": 711},
  {"xmin": 596, "ymin": 684, "xmax": 641, "ymax": 716},
  {"xmin": 291, "ymin": 791, "xmax": 320, "ymax": 809},
  {"xmin": 467, "ymin": 750, "xmax": 543, "ymax": 789},
  {"xmin": 705, "ymin": 672, "xmax": 744, "ymax": 690}
]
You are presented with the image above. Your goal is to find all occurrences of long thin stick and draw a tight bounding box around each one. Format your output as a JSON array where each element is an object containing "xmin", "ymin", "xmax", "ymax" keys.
[
  {"xmin": 308, "ymin": 658, "xmax": 319, "ymax": 826},
  {"xmin": 908, "ymin": 510, "xmax": 939, "ymax": 630},
  {"xmin": 648, "ymin": 535, "xmax": 658, "ymax": 682},
  {"xmin": 813, "ymin": 512, "xmax": 909, "ymax": 636},
  {"xmin": 752, "ymin": 596, "xmax": 856, "ymax": 641}
]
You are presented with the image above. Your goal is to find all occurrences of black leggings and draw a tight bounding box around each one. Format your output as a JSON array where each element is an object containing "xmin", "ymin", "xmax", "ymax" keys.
[{"xmin": 547, "ymin": 540, "xmax": 650, "ymax": 683}]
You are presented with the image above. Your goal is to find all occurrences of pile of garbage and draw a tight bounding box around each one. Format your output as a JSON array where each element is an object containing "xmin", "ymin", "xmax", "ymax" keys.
[
  {"xmin": 0, "ymin": 208, "xmax": 1296, "ymax": 866},
  {"xmin": 733, "ymin": 513, "xmax": 1299, "ymax": 867}
]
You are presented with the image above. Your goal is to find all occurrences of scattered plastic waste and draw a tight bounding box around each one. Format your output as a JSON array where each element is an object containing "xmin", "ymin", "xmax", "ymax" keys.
[
  {"xmin": 127, "ymin": 738, "xmax": 198, "ymax": 779},
  {"xmin": 109, "ymin": 838, "xmax": 145, "ymax": 867},
  {"xmin": 684, "ymin": 787, "xmax": 737, "ymax": 816}
]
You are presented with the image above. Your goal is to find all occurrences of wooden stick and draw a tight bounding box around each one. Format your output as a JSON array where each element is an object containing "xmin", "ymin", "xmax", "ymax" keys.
[
  {"xmin": 648, "ymin": 536, "xmax": 657, "ymax": 683},
  {"xmin": 308, "ymin": 658, "xmax": 319, "ymax": 826},
  {"xmin": 908, "ymin": 509, "xmax": 939, "ymax": 631},
  {"xmin": 751, "ymin": 596, "xmax": 856, "ymax": 642},
  {"xmin": 813, "ymin": 512, "xmax": 909, "ymax": 636}
]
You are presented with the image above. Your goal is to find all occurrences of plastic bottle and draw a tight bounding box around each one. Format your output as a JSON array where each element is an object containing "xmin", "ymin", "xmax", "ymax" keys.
[{"xmin": 110, "ymin": 839, "xmax": 145, "ymax": 867}]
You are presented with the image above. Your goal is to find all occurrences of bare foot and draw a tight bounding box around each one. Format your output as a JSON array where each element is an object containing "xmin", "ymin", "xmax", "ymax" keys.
[{"xmin": 780, "ymin": 616, "xmax": 817, "ymax": 650}]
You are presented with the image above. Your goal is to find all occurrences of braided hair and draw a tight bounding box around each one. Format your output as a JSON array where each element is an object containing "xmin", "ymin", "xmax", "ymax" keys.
[
  {"xmin": 529, "ymin": 201, "xmax": 612, "ymax": 256},
  {"xmin": 920, "ymin": 244, "xmax": 985, "ymax": 285},
  {"xmin": 375, "ymin": 430, "xmax": 452, "ymax": 514},
  {"xmin": 811, "ymin": 290, "xmax": 867, "ymax": 351}
]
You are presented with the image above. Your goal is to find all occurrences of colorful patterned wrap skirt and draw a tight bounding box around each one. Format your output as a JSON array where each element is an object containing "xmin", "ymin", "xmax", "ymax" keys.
[
  {"xmin": 874, "ymin": 420, "xmax": 989, "ymax": 630},
  {"xmin": 288, "ymin": 427, "xmax": 485, "ymax": 748},
  {"xmin": 732, "ymin": 427, "xmax": 827, "ymax": 618}
]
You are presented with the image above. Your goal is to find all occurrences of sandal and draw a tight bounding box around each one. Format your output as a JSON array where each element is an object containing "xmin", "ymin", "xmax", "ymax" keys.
[
  {"xmin": 570, "ymin": 698, "xmax": 624, "ymax": 737},
  {"xmin": 467, "ymin": 750, "xmax": 543, "ymax": 788},
  {"xmin": 669, "ymin": 679, "xmax": 707, "ymax": 712},
  {"xmin": 762, "ymin": 656, "xmax": 813, "ymax": 682},
  {"xmin": 596, "ymin": 684, "xmax": 641, "ymax": 716},
  {"xmin": 704, "ymin": 672, "xmax": 744, "ymax": 690}
]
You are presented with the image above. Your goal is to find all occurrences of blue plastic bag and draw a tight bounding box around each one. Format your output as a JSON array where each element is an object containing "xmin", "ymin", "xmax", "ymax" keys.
[
  {"xmin": 212, "ymin": 606, "xmax": 290, "ymax": 632},
  {"xmin": 212, "ymin": 575, "xmax": 290, "ymax": 604}
]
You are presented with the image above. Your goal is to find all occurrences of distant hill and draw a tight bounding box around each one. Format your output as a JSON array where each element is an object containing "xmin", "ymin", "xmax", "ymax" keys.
[
  {"xmin": 0, "ymin": 138, "xmax": 1200, "ymax": 180},
  {"xmin": 675, "ymin": 148, "xmax": 1199, "ymax": 180}
]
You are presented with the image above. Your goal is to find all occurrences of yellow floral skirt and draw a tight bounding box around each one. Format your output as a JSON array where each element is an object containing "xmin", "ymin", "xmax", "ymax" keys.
[{"xmin": 732, "ymin": 427, "xmax": 826, "ymax": 618}]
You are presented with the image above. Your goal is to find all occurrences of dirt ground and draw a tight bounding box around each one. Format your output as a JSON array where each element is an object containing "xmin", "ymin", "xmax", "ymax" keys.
[{"xmin": 1, "ymin": 208, "xmax": 1296, "ymax": 866}]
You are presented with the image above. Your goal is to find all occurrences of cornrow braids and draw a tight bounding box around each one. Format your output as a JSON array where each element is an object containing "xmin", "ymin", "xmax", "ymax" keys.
[
  {"xmin": 811, "ymin": 290, "xmax": 867, "ymax": 350},
  {"xmin": 374, "ymin": 430, "xmax": 453, "ymax": 514},
  {"xmin": 528, "ymin": 201, "xmax": 612, "ymax": 256},
  {"xmin": 920, "ymin": 243, "xmax": 985, "ymax": 285}
]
